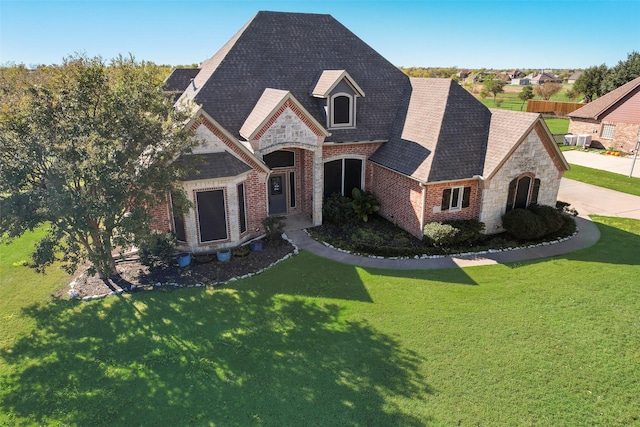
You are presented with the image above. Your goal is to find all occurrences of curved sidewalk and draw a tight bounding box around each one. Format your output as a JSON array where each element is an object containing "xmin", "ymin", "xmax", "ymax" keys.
[{"xmin": 285, "ymin": 216, "xmax": 600, "ymax": 270}]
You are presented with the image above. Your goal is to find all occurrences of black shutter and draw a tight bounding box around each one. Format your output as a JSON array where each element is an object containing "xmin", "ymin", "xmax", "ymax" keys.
[
  {"xmin": 531, "ymin": 179, "xmax": 541, "ymax": 205},
  {"xmin": 441, "ymin": 189, "xmax": 452, "ymax": 211},
  {"xmin": 462, "ymin": 187, "xmax": 471, "ymax": 208},
  {"xmin": 506, "ymin": 178, "xmax": 517, "ymax": 212},
  {"xmin": 238, "ymin": 184, "xmax": 247, "ymax": 234}
]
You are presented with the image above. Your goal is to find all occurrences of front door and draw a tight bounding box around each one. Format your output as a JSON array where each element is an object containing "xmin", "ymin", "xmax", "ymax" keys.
[{"xmin": 268, "ymin": 174, "xmax": 287, "ymax": 215}]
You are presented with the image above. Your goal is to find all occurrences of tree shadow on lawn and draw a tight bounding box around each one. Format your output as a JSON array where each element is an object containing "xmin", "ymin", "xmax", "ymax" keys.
[{"xmin": 1, "ymin": 278, "xmax": 433, "ymax": 425}]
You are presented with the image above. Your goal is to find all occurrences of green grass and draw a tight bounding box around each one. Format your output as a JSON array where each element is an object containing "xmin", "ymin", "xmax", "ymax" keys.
[
  {"xmin": 543, "ymin": 117, "xmax": 569, "ymax": 134},
  {"xmin": 565, "ymin": 163, "xmax": 640, "ymax": 197},
  {"xmin": 2, "ymin": 217, "xmax": 640, "ymax": 425}
]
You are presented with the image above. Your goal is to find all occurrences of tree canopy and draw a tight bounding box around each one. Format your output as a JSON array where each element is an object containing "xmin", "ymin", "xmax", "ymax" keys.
[
  {"xmin": 573, "ymin": 64, "xmax": 609, "ymax": 102},
  {"xmin": 533, "ymin": 82, "xmax": 562, "ymax": 100},
  {"xmin": 0, "ymin": 55, "xmax": 197, "ymax": 278},
  {"xmin": 482, "ymin": 75, "xmax": 507, "ymax": 102},
  {"xmin": 518, "ymin": 85, "xmax": 534, "ymax": 110},
  {"xmin": 600, "ymin": 51, "xmax": 640, "ymax": 93}
]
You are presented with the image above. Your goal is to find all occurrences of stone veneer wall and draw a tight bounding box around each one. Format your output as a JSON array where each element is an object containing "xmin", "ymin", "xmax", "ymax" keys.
[{"xmin": 480, "ymin": 126, "xmax": 563, "ymax": 233}]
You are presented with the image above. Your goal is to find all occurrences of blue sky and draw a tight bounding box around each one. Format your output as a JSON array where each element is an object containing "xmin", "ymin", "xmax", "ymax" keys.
[{"xmin": 1, "ymin": 0, "xmax": 638, "ymax": 69}]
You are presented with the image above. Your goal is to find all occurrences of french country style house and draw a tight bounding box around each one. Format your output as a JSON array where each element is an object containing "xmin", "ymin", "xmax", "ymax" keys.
[{"xmin": 151, "ymin": 11, "xmax": 569, "ymax": 253}]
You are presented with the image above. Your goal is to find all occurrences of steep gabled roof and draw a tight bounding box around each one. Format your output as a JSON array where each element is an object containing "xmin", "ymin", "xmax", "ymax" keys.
[
  {"xmin": 369, "ymin": 78, "xmax": 491, "ymax": 183},
  {"xmin": 176, "ymin": 11, "xmax": 408, "ymax": 143},
  {"xmin": 568, "ymin": 76, "xmax": 640, "ymax": 120},
  {"xmin": 240, "ymin": 88, "xmax": 329, "ymax": 141}
]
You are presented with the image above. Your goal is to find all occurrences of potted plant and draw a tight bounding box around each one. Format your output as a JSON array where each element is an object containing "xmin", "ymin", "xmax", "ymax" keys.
[
  {"xmin": 176, "ymin": 252, "xmax": 191, "ymax": 267},
  {"xmin": 250, "ymin": 239, "xmax": 263, "ymax": 251},
  {"xmin": 216, "ymin": 248, "xmax": 231, "ymax": 262}
]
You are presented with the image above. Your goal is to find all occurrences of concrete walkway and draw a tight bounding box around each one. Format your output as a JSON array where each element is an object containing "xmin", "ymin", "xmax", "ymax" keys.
[{"xmin": 285, "ymin": 150, "xmax": 640, "ymax": 269}]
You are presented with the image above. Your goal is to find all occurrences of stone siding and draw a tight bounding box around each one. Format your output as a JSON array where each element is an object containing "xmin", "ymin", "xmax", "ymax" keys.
[{"xmin": 481, "ymin": 127, "xmax": 563, "ymax": 233}]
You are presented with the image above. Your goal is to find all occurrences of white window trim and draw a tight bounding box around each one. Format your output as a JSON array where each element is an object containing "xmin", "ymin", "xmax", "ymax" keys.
[
  {"xmin": 329, "ymin": 92, "xmax": 355, "ymax": 129},
  {"xmin": 449, "ymin": 186, "xmax": 464, "ymax": 211}
]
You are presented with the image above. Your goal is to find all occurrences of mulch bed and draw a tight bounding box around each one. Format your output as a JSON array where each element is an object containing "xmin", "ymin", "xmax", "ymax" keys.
[{"xmin": 68, "ymin": 238, "xmax": 295, "ymax": 299}]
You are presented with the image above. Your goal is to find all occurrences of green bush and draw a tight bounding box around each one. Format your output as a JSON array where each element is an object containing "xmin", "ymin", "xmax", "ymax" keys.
[
  {"xmin": 423, "ymin": 219, "xmax": 486, "ymax": 247},
  {"xmin": 502, "ymin": 209, "xmax": 548, "ymax": 240},
  {"xmin": 138, "ymin": 232, "xmax": 177, "ymax": 267},
  {"xmin": 528, "ymin": 204, "xmax": 564, "ymax": 234},
  {"xmin": 323, "ymin": 193, "xmax": 358, "ymax": 225},
  {"xmin": 423, "ymin": 222, "xmax": 459, "ymax": 247},
  {"xmin": 351, "ymin": 188, "xmax": 380, "ymax": 222},
  {"xmin": 443, "ymin": 219, "xmax": 486, "ymax": 244}
]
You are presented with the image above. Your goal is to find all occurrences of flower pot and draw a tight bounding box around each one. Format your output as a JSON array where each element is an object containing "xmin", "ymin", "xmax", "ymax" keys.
[
  {"xmin": 216, "ymin": 248, "xmax": 231, "ymax": 262},
  {"xmin": 250, "ymin": 240, "xmax": 263, "ymax": 251},
  {"xmin": 176, "ymin": 252, "xmax": 191, "ymax": 267}
]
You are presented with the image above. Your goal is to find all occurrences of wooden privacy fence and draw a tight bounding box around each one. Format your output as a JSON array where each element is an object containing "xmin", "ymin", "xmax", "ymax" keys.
[{"xmin": 526, "ymin": 100, "xmax": 583, "ymax": 117}]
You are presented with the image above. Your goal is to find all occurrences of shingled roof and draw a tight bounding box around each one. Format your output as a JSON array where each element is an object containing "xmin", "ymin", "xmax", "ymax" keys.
[
  {"xmin": 177, "ymin": 11, "xmax": 409, "ymax": 143},
  {"xmin": 177, "ymin": 152, "xmax": 252, "ymax": 181},
  {"xmin": 568, "ymin": 76, "xmax": 640, "ymax": 120},
  {"xmin": 369, "ymin": 78, "xmax": 491, "ymax": 183},
  {"xmin": 164, "ymin": 68, "xmax": 200, "ymax": 92}
]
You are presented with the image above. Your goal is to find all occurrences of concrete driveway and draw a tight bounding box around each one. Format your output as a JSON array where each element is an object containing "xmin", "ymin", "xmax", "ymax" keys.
[{"xmin": 559, "ymin": 150, "xmax": 640, "ymax": 220}]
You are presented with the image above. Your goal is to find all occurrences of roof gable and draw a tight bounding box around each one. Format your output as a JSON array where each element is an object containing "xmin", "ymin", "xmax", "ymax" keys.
[
  {"xmin": 311, "ymin": 70, "xmax": 365, "ymax": 98},
  {"xmin": 568, "ymin": 76, "xmax": 640, "ymax": 120},
  {"xmin": 484, "ymin": 109, "xmax": 569, "ymax": 179}
]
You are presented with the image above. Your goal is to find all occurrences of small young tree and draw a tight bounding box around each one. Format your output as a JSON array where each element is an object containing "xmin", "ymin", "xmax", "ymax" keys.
[
  {"xmin": 518, "ymin": 85, "xmax": 534, "ymax": 110},
  {"xmin": 533, "ymin": 82, "xmax": 562, "ymax": 100},
  {"xmin": 0, "ymin": 55, "xmax": 197, "ymax": 278},
  {"xmin": 482, "ymin": 75, "xmax": 507, "ymax": 103}
]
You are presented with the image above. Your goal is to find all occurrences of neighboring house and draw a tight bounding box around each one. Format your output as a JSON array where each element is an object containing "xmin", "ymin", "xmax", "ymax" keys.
[
  {"xmin": 457, "ymin": 69, "xmax": 470, "ymax": 79},
  {"xmin": 152, "ymin": 11, "xmax": 568, "ymax": 253},
  {"xmin": 508, "ymin": 69, "xmax": 525, "ymax": 79},
  {"xmin": 567, "ymin": 76, "xmax": 640, "ymax": 153},
  {"xmin": 524, "ymin": 72, "xmax": 562, "ymax": 85},
  {"xmin": 567, "ymin": 71, "xmax": 583, "ymax": 84},
  {"xmin": 511, "ymin": 77, "xmax": 531, "ymax": 86}
]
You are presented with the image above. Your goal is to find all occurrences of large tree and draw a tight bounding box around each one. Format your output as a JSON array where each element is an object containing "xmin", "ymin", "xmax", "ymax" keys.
[
  {"xmin": 572, "ymin": 64, "xmax": 609, "ymax": 102},
  {"xmin": 533, "ymin": 82, "xmax": 562, "ymax": 100},
  {"xmin": 600, "ymin": 51, "xmax": 640, "ymax": 93},
  {"xmin": 0, "ymin": 55, "xmax": 196, "ymax": 278}
]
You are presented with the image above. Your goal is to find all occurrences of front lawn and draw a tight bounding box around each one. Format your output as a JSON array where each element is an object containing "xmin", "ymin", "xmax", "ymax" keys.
[{"xmin": 1, "ymin": 217, "xmax": 639, "ymax": 425}]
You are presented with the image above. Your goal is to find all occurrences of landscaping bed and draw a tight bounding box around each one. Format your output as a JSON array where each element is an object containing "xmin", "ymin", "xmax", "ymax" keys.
[
  {"xmin": 309, "ymin": 212, "xmax": 576, "ymax": 258},
  {"xmin": 68, "ymin": 238, "xmax": 295, "ymax": 298}
]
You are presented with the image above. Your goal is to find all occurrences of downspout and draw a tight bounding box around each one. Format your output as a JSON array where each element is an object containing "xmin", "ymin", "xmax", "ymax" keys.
[{"xmin": 419, "ymin": 182, "xmax": 427, "ymax": 236}]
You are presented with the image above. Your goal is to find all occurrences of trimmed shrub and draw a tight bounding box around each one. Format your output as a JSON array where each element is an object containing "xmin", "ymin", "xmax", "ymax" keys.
[
  {"xmin": 138, "ymin": 232, "xmax": 177, "ymax": 267},
  {"xmin": 323, "ymin": 193, "xmax": 358, "ymax": 225},
  {"xmin": 443, "ymin": 219, "xmax": 486, "ymax": 245},
  {"xmin": 423, "ymin": 219, "xmax": 486, "ymax": 247},
  {"xmin": 423, "ymin": 222, "xmax": 459, "ymax": 247},
  {"xmin": 502, "ymin": 208, "xmax": 548, "ymax": 240},
  {"xmin": 528, "ymin": 204, "xmax": 564, "ymax": 235}
]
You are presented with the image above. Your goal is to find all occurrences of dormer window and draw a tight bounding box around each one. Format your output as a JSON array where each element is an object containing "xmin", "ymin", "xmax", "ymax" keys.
[
  {"xmin": 312, "ymin": 70, "xmax": 364, "ymax": 131},
  {"xmin": 330, "ymin": 93, "xmax": 354, "ymax": 128}
]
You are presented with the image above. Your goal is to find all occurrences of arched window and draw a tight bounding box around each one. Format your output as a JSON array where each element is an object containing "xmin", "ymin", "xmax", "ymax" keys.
[
  {"xmin": 506, "ymin": 175, "xmax": 540, "ymax": 212},
  {"xmin": 330, "ymin": 93, "xmax": 354, "ymax": 128},
  {"xmin": 323, "ymin": 158, "xmax": 363, "ymax": 197}
]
